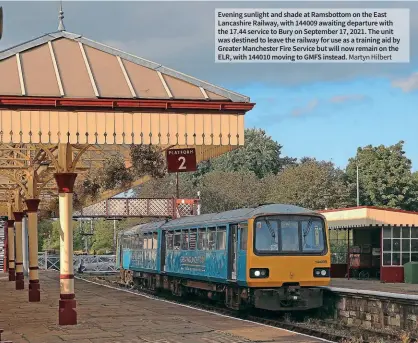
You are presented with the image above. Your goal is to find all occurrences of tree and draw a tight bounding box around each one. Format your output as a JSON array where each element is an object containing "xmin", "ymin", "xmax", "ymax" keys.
[
  {"xmin": 137, "ymin": 173, "xmax": 196, "ymax": 199},
  {"xmin": 73, "ymin": 146, "xmax": 167, "ymax": 209},
  {"xmin": 264, "ymin": 158, "xmax": 353, "ymax": 210},
  {"xmin": 38, "ymin": 219, "xmax": 53, "ymax": 251},
  {"xmin": 346, "ymin": 141, "xmax": 418, "ymax": 210},
  {"xmin": 198, "ymin": 170, "xmax": 264, "ymax": 213},
  {"xmin": 208, "ymin": 128, "xmax": 295, "ymax": 179}
]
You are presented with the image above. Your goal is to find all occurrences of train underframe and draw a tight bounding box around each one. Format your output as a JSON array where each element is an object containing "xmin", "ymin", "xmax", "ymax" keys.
[{"xmin": 120, "ymin": 268, "xmax": 323, "ymax": 311}]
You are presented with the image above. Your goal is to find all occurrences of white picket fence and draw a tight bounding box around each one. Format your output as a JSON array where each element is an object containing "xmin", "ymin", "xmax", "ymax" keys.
[{"xmin": 38, "ymin": 252, "xmax": 119, "ymax": 273}]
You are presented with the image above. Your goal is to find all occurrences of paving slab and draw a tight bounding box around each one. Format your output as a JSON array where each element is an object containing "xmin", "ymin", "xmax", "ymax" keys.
[
  {"xmin": 0, "ymin": 271, "xmax": 325, "ymax": 343},
  {"xmin": 330, "ymin": 278, "xmax": 418, "ymax": 295}
]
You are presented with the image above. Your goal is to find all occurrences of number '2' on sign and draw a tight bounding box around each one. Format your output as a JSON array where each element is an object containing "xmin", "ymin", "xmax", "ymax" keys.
[{"xmin": 166, "ymin": 148, "xmax": 197, "ymax": 173}]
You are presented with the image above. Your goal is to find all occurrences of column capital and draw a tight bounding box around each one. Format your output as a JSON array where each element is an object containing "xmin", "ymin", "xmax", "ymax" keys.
[
  {"xmin": 25, "ymin": 199, "xmax": 41, "ymax": 213},
  {"xmin": 54, "ymin": 173, "xmax": 77, "ymax": 193},
  {"xmin": 7, "ymin": 219, "xmax": 14, "ymax": 227},
  {"xmin": 13, "ymin": 212, "xmax": 24, "ymax": 222}
]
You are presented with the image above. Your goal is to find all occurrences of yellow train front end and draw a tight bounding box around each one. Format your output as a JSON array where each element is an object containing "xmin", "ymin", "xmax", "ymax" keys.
[{"xmin": 246, "ymin": 212, "xmax": 330, "ymax": 311}]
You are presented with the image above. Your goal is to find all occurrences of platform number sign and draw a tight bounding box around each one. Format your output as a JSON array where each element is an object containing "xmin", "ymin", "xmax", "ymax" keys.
[{"xmin": 166, "ymin": 148, "xmax": 197, "ymax": 173}]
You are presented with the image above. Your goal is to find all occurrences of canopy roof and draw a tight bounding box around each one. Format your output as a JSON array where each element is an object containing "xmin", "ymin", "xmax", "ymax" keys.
[
  {"xmin": 0, "ymin": 31, "xmax": 249, "ymax": 102},
  {"xmin": 320, "ymin": 206, "xmax": 418, "ymax": 229},
  {"xmin": 0, "ymin": 28, "xmax": 254, "ymax": 215}
]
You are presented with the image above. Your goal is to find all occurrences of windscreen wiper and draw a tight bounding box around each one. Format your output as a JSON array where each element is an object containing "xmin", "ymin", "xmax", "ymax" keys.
[
  {"xmin": 264, "ymin": 217, "xmax": 276, "ymax": 241},
  {"xmin": 302, "ymin": 218, "xmax": 313, "ymax": 245}
]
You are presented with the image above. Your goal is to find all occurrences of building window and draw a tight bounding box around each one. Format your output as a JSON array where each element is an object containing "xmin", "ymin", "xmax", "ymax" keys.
[
  {"xmin": 382, "ymin": 226, "xmax": 418, "ymax": 266},
  {"xmin": 329, "ymin": 229, "xmax": 353, "ymax": 264}
]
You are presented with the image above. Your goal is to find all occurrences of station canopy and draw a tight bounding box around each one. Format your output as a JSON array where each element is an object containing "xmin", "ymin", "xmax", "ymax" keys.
[{"xmin": 0, "ymin": 30, "xmax": 254, "ymax": 213}]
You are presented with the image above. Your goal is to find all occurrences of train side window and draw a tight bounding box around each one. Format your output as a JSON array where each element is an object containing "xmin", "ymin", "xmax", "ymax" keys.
[
  {"xmin": 216, "ymin": 226, "xmax": 226, "ymax": 250},
  {"xmin": 166, "ymin": 232, "xmax": 173, "ymax": 250},
  {"xmin": 189, "ymin": 229, "xmax": 197, "ymax": 250},
  {"xmin": 198, "ymin": 228, "xmax": 207, "ymax": 250},
  {"xmin": 153, "ymin": 232, "xmax": 158, "ymax": 250},
  {"xmin": 181, "ymin": 230, "xmax": 189, "ymax": 250},
  {"xmin": 239, "ymin": 223, "xmax": 248, "ymax": 251},
  {"xmin": 143, "ymin": 234, "xmax": 150, "ymax": 249},
  {"xmin": 208, "ymin": 227, "xmax": 217, "ymax": 250},
  {"xmin": 174, "ymin": 231, "xmax": 181, "ymax": 250}
]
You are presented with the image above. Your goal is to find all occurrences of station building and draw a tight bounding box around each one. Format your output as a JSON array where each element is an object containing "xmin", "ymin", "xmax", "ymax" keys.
[{"xmin": 320, "ymin": 206, "xmax": 418, "ymax": 283}]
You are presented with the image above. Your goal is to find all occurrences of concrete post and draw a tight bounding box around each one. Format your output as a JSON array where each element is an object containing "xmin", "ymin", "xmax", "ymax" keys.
[
  {"xmin": 25, "ymin": 199, "xmax": 41, "ymax": 302},
  {"xmin": 22, "ymin": 214, "xmax": 29, "ymax": 277},
  {"xmin": 13, "ymin": 212, "xmax": 24, "ymax": 290},
  {"xmin": 7, "ymin": 219, "xmax": 15, "ymax": 281},
  {"xmin": 55, "ymin": 173, "xmax": 77, "ymax": 325}
]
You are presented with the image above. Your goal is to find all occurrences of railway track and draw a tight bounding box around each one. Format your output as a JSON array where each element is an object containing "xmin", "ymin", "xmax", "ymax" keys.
[{"xmin": 77, "ymin": 274, "xmax": 410, "ymax": 343}]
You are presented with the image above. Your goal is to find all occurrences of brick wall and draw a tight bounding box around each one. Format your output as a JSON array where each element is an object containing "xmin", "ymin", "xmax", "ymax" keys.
[{"xmin": 323, "ymin": 291, "xmax": 418, "ymax": 331}]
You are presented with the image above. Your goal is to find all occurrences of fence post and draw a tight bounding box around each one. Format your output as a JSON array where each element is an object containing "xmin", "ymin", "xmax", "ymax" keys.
[{"xmin": 44, "ymin": 251, "xmax": 48, "ymax": 270}]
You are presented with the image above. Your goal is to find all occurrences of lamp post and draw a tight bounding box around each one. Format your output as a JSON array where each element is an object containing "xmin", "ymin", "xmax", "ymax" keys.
[
  {"xmin": 0, "ymin": 7, "xmax": 3, "ymax": 41},
  {"xmin": 356, "ymin": 161, "xmax": 360, "ymax": 207}
]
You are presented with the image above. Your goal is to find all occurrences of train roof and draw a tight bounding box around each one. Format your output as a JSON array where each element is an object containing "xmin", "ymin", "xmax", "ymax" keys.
[{"xmin": 120, "ymin": 204, "xmax": 321, "ymax": 236}]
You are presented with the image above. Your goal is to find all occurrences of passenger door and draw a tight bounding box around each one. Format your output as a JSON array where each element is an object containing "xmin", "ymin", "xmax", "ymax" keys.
[
  {"xmin": 228, "ymin": 224, "xmax": 238, "ymax": 280},
  {"xmin": 160, "ymin": 231, "xmax": 166, "ymax": 272}
]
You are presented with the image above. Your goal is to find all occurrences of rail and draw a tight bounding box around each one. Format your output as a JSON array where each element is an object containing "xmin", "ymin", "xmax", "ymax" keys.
[{"xmin": 38, "ymin": 252, "xmax": 119, "ymax": 273}]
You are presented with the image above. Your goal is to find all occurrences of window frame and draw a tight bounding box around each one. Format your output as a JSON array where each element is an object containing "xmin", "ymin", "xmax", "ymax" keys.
[
  {"xmin": 382, "ymin": 226, "xmax": 418, "ymax": 266},
  {"xmin": 239, "ymin": 222, "xmax": 248, "ymax": 251},
  {"xmin": 253, "ymin": 215, "xmax": 328, "ymax": 256},
  {"xmin": 216, "ymin": 226, "xmax": 227, "ymax": 250},
  {"xmin": 197, "ymin": 228, "xmax": 207, "ymax": 250}
]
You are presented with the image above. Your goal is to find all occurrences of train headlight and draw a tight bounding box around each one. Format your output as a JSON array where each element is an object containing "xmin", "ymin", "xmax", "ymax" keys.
[
  {"xmin": 313, "ymin": 268, "xmax": 330, "ymax": 278},
  {"xmin": 250, "ymin": 268, "xmax": 269, "ymax": 278}
]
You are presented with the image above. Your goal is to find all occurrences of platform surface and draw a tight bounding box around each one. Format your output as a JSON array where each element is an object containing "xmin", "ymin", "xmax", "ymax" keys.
[
  {"xmin": 330, "ymin": 278, "xmax": 418, "ymax": 295},
  {"xmin": 0, "ymin": 271, "xmax": 324, "ymax": 343}
]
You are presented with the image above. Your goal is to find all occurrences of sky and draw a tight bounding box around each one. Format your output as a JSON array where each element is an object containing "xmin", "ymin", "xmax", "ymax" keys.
[{"xmin": 1, "ymin": 1, "xmax": 418, "ymax": 170}]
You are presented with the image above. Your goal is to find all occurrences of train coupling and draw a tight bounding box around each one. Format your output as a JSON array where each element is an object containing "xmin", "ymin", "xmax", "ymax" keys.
[
  {"xmin": 253, "ymin": 287, "xmax": 323, "ymax": 311},
  {"xmin": 285, "ymin": 285, "xmax": 301, "ymax": 301}
]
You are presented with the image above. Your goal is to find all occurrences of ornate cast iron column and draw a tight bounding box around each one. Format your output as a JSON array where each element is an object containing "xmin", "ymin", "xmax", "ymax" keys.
[
  {"xmin": 25, "ymin": 199, "xmax": 41, "ymax": 302},
  {"xmin": 13, "ymin": 211, "xmax": 24, "ymax": 290},
  {"xmin": 55, "ymin": 173, "xmax": 77, "ymax": 325}
]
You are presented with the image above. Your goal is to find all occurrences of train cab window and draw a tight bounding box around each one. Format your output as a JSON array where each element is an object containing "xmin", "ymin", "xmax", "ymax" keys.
[
  {"xmin": 280, "ymin": 221, "xmax": 299, "ymax": 252},
  {"xmin": 208, "ymin": 228, "xmax": 217, "ymax": 250},
  {"xmin": 189, "ymin": 229, "xmax": 197, "ymax": 250},
  {"xmin": 255, "ymin": 219, "xmax": 279, "ymax": 252},
  {"xmin": 239, "ymin": 223, "xmax": 248, "ymax": 251},
  {"xmin": 216, "ymin": 226, "xmax": 226, "ymax": 250},
  {"xmin": 166, "ymin": 232, "xmax": 173, "ymax": 250},
  {"xmin": 301, "ymin": 220, "xmax": 325, "ymax": 253},
  {"xmin": 254, "ymin": 216, "xmax": 326, "ymax": 255},
  {"xmin": 174, "ymin": 231, "xmax": 181, "ymax": 250},
  {"xmin": 198, "ymin": 228, "xmax": 207, "ymax": 250},
  {"xmin": 181, "ymin": 230, "xmax": 189, "ymax": 250}
]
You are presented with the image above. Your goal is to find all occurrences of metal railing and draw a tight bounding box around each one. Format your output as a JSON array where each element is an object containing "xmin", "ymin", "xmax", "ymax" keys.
[
  {"xmin": 38, "ymin": 252, "xmax": 119, "ymax": 273},
  {"xmin": 50, "ymin": 198, "xmax": 200, "ymax": 219}
]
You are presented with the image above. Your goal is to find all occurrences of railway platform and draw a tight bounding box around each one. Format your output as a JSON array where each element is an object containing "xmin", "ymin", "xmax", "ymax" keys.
[
  {"xmin": 329, "ymin": 278, "xmax": 418, "ymax": 296},
  {"xmin": 0, "ymin": 271, "xmax": 324, "ymax": 343}
]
